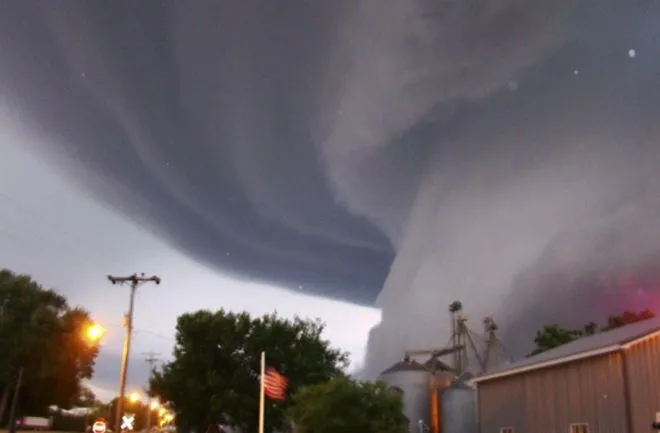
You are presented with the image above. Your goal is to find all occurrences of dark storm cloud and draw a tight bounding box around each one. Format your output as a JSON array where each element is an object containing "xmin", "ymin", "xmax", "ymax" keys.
[
  {"xmin": 0, "ymin": 1, "xmax": 394, "ymax": 304},
  {"xmin": 357, "ymin": 0, "xmax": 660, "ymax": 373},
  {"xmin": 3, "ymin": 0, "xmax": 660, "ymax": 377}
]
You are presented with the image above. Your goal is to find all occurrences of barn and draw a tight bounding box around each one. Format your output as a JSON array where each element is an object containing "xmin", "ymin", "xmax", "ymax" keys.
[{"xmin": 472, "ymin": 317, "xmax": 660, "ymax": 433}]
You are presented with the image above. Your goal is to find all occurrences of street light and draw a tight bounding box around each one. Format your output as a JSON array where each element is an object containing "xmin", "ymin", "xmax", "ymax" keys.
[
  {"xmin": 146, "ymin": 399, "xmax": 160, "ymax": 432},
  {"xmin": 161, "ymin": 413, "xmax": 174, "ymax": 426},
  {"xmin": 158, "ymin": 409, "xmax": 174, "ymax": 428},
  {"xmin": 86, "ymin": 323, "xmax": 106, "ymax": 343},
  {"xmin": 80, "ymin": 322, "xmax": 104, "ymax": 433},
  {"xmin": 128, "ymin": 392, "xmax": 141, "ymax": 404}
]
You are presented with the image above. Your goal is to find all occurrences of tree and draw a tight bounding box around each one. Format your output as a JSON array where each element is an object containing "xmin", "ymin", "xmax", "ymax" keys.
[
  {"xmin": 287, "ymin": 377, "xmax": 408, "ymax": 433},
  {"xmin": 75, "ymin": 386, "xmax": 99, "ymax": 408},
  {"xmin": 149, "ymin": 309, "xmax": 349, "ymax": 433},
  {"xmin": 601, "ymin": 309, "xmax": 655, "ymax": 331},
  {"xmin": 530, "ymin": 309, "xmax": 656, "ymax": 356},
  {"xmin": 529, "ymin": 324, "xmax": 583, "ymax": 356},
  {"xmin": 0, "ymin": 269, "xmax": 100, "ymax": 422},
  {"xmin": 583, "ymin": 321, "xmax": 598, "ymax": 335}
]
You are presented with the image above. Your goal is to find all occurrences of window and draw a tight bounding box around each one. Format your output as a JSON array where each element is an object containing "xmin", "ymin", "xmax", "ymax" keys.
[
  {"xmin": 570, "ymin": 423, "xmax": 590, "ymax": 433},
  {"xmin": 500, "ymin": 427, "xmax": 514, "ymax": 433}
]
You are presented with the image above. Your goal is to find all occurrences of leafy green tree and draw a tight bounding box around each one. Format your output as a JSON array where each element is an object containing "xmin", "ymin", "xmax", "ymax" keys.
[
  {"xmin": 149, "ymin": 310, "xmax": 349, "ymax": 433},
  {"xmin": 287, "ymin": 377, "xmax": 408, "ymax": 433},
  {"xmin": 528, "ymin": 324, "xmax": 583, "ymax": 356},
  {"xmin": 0, "ymin": 268, "xmax": 100, "ymax": 422}
]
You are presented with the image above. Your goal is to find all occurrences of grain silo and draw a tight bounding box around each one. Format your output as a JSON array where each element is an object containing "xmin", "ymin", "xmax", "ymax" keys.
[
  {"xmin": 441, "ymin": 379, "xmax": 477, "ymax": 433},
  {"xmin": 380, "ymin": 304, "xmax": 504, "ymax": 432},
  {"xmin": 424, "ymin": 358, "xmax": 455, "ymax": 433},
  {"xmin": 380, "ymin": 356, "xmax": 433, "ymax": 429},
  {"xmin": 379, "ymin": 355, "xmax": 455, "ymax": 433}
]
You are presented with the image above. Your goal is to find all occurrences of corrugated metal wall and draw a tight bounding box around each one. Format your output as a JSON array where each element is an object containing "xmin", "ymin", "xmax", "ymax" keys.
[
  {"xmin": 624, "ymin": 333, "xmax": 660, "ymax": 433},
  {"xmin": 478, "ymin": 354, "xmax": 628, "ymax": 433}
]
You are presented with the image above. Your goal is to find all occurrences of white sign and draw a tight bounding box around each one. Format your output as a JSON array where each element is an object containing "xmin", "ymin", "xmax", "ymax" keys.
[
  {"xmin": 121, "ymin": 415, "xmax": 135, "ymax": 431},
  {"xmin": 92, "ymin": 421, "xmax": 106, "ymax": 433}
]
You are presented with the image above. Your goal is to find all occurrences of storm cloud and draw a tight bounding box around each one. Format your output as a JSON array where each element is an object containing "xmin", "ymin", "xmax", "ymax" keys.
[
  {"xmin": 2, "ymin": 0, "xmax": 660, "ymax": 377},
  {"xmin": 0, "ymin": 1, "xmax": 397, "ymax": 304}
]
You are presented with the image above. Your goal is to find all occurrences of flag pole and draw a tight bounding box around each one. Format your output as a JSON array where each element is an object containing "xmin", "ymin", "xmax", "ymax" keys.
[{"xmin": 258, "ymin": 351, "xmax": 266, "ymax": 433}]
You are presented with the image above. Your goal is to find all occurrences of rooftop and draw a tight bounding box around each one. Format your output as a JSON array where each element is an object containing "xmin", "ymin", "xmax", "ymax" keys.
[
  {"xmin": 473, "ymin": 316, "xmax": 660, "ymax": 383},
  {"xmin": 380, "ymin": 356, "xmax": 455, "ymax": 375},
  {"xmin": 422, "ymin": 358, "xmax": 454, "ymax": 372},
  {"xmin": 380, "ymin": 359, "xmax": 430, "ymax": 375}
]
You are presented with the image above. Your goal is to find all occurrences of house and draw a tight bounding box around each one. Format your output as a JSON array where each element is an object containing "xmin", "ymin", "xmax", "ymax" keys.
[{"xmin": 472, "ymin": 316, "xmax": 660, "ymax": 433}]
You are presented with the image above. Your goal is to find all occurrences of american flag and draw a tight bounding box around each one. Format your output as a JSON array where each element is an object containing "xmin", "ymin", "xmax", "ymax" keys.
[{"xmin": 263, "ymin": 367, "xmax": 288, "ymax": 400}]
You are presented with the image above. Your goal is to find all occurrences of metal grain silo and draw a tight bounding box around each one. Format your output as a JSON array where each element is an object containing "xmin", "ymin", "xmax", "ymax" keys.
[
  {"xmin": 379, "ymin": 358, "xmax": 432, "ymax": 430},
  {"xmin": 424, "ymin": 358, "xmax": 455, "ymax": 433},
  {"xmin": 441, "ymin": 380, "xmax": 477, "ymax": 433}
]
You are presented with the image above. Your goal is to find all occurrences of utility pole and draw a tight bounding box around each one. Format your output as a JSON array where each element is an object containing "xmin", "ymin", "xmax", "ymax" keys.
[
  {"xmin": 143, "ymin": 352, "xmax": 160, "ymax": 433},
  {"xmin": 7, "ymin": 367, "xmax": 23, "ymax": 433},
  {"xmin": 107, "ymin": 273, "xmax": 161, "ymax": 433},
  {"xmin": 143, "ymin": 352, "xmax": 161, "ymax": 373}
]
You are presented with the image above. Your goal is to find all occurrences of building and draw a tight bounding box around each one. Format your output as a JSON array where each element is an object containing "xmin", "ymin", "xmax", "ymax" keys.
[
  {"xmin": 472, "ymin": 317, "xmax": 660, "ymax": 433},
  {"xmin": 379, "ymin": 356, "xmax": 476, "ymax": 433},
  {"xmin": 380, "ymin": 357, "xmax": 451, "ymax": 430},
  {"xmin": 442, "ymin": 380, "xmax": 478, "ymax": 433}
]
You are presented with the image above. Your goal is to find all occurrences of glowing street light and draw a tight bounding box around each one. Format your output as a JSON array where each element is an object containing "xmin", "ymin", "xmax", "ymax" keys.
[
  {"xmin": 146, "ymin": 399, "xmax": 160, "ymax": 431},
  {"xmin": 159, "ymin": 411, "xmax": 174, "ymax": 427},
  {"xmin": 85, "ymin": 323, "xmax": 106, "ymax": 343},
  {"xmin": 128, "ymin": 392, "xmax": 141, "ymax": 403}
]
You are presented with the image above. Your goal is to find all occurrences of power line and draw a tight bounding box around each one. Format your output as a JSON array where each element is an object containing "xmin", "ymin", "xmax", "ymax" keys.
[{"xmin": 135, "ymin": 329, "xmax": 174, "ymax": 341}]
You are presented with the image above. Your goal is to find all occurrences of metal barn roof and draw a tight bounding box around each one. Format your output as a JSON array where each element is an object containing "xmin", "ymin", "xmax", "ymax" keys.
[{"xmin": 473, "ymin": 316, "xmax": 660, "ymax": 383}]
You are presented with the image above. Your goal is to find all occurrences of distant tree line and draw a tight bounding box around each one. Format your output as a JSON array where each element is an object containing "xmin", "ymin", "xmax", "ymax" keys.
[{"xmin": 529, "ymin": 309, "xmax": 655, "ymax": 356}]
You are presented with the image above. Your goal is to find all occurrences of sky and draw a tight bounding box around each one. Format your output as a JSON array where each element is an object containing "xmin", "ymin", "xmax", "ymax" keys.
[
  {"xmin": 0, "ymin": 123, "xmax": 381, "ymax": 401},
  {"xmin": 0, "ymin": 1, "xmax": 391, "ymax": 401},
  {"xmin": 2, "ymin": 0, "xmax": 660, "ymax": 396}
]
